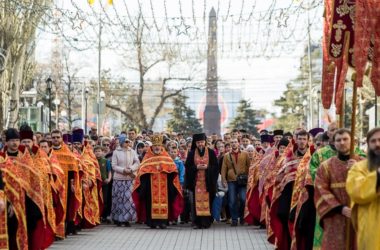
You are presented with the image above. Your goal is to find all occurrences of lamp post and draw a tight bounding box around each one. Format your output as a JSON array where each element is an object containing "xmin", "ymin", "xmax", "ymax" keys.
[
  {"xmin": 46, "ymin": 77, "xmax": 53, "ymax": 132},
  {"xmin": 84, "ymin": 88, "xmax": 89, "ymax": 134}
]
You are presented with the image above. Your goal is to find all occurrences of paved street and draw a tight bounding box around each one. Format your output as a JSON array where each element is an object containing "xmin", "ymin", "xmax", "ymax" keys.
[{"xmin": 50, "ymin": 223, "xmax": 273, "ymax": 250}]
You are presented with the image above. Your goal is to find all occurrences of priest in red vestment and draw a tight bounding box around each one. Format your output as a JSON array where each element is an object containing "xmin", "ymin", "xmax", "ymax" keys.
[
  {"xmin": 51, "ymin": 129, "xmax": 82, "ymax": 236},
  {"xmin": 1, "ymin": 128, "xmax": 44, "ymax": 250},
  {"xmin": 132, "ymin": 134, "xmax": 183, "ymax": 229},
  {"xmin": 314, "ymin": 129, "xmax": 363, "ymax": 250},
  {"xmin": 20, "ymin": 124, "xmax": 56, "ymax": 249},
  {"xmin": 270, "ymin": 130, "xmax": 312, "ymax": 250}
]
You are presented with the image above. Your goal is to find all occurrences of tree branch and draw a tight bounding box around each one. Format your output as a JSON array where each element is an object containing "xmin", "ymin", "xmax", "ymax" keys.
[
  {"xmin": 106, "ymin": 103, "xmax": 135, "ymax": 122},
  {"xmin": 148, "ymin": 84, "xmax": 199, "ymax": 128},
  {"xmin": 143, "ymin": 58, "xmax": 165, "ymax": 76}
]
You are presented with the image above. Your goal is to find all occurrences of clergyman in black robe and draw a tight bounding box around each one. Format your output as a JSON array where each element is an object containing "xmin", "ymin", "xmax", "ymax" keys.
[{"xmin": 185, "ymin": 133, "xmax": 219, "ymax": 229}]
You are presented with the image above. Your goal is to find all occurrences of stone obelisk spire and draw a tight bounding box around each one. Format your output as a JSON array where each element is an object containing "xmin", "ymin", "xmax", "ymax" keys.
[{"xmin": 203, "ymin": 7, "xmax": 221, "ymax": 136}]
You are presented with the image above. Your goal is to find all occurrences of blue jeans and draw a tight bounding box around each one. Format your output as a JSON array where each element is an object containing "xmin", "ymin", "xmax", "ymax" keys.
[
  {"xmin": 212, "ymin": 194, "xmax": 227, "ymax": 221},
  {"xmin": 227, "ymin": 181, "xmax": 247, "ymax": 222}
]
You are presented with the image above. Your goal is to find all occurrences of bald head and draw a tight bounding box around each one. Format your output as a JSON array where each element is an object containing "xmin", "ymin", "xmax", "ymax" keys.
[{"xmin": 327, "ymin": 122, "xmax": 338, "ymax": 142}]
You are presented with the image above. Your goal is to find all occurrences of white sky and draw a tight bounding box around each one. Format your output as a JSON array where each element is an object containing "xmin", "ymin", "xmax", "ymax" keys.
[{"xmin": 35, "ymin": 0, "xmax": 323, "ymax": 114}]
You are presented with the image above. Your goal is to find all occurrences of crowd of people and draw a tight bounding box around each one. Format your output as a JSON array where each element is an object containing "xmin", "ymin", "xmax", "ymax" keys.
[{"xmin": 0, "ymin": 123, "xmax": 379, "ymax": 250}]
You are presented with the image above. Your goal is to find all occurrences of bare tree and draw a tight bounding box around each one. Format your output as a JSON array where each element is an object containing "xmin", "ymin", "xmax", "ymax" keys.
[
  {"xmin": 61, "ymin": 53, "xmax": 82, "ymax": 130},
  {"xmin": 105, "ymin": 12, "xmax": 204, "ymax": 130},
  {"xmin": 0, "ymin": 0, "xmax": 52, "ymax": 129}
]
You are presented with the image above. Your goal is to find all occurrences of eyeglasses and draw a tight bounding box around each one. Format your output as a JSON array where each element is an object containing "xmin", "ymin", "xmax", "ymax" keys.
[
  {"xmin": 51, "ymin": 136, "xmax": 61, "ymax": 139},
  {"xmin": 103, "ymin": 144, "xmax": 110, "ymax": 147}
]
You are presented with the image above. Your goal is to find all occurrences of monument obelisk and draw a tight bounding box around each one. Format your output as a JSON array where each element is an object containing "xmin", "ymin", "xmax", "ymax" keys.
[{"xmin": 203, "ymin": 7, "xmax": 221, "ymax": 136}]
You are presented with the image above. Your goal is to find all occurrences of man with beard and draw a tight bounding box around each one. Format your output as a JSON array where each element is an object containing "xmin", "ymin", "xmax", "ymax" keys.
[
  {"xmin": 20, "ymin": 124, "xmax": 57, "ymax": 249},
  {"xmin": 132, "ymin": 134, "xmax": 183, "ymax": 229},
  {"xmin": 51, "ymin": 129, "xmax": 81, "ymax": 236},
  {"xmin": 185, "ymin": 133, "xmax": 219, "ymax": 229},
  {"xmin": 314, "ymin": 129, "xmax": 364, "ymax": 249},
  {"xmin": 346, "ymin": 127, "xmax": 380, "ymax": 250},
  {"xmin": 309, "ymin": 122, "xmax": 366, "ymax": 248},
  {"xmin": 0, "ymin": 129, "xmax": 28, "ymax": 249},
  {"xmin": 0, "ymin": 128, "xmax": 44, "ymax": 250},
  {"xmin": 221, "ymin": 138, "xmax": 250, "ymax": 226}
]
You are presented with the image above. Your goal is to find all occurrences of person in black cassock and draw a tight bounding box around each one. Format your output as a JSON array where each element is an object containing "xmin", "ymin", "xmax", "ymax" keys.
[{"xmin": 185, "ymin": 133, "xmax": 219, "ymax": 229}]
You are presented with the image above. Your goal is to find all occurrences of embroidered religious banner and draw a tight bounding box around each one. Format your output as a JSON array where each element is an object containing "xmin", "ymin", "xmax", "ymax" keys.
[
  {"xmin": 322, "ymin": 0, "xmax": 379, "ymax": 113},
  {"xmin": 322, "ymin": 0, "xmax": 355, "ymax": 114},
  {"xmin": 354, "ymin": 0, "xmax": 380, "ymax": 94}
]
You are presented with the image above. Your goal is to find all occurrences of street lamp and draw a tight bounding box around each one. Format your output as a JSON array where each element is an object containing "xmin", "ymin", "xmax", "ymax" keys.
[
  {"xmin": 46, "ymin": 77, "xmax": 53, "ymax": 132},
  {"xmin": 100, "ymin": 90, "xmax": 105, "ymax": 102},
  {"xmin": 84, "ymin": 88, "xmax": 89, "ymax": 134}
]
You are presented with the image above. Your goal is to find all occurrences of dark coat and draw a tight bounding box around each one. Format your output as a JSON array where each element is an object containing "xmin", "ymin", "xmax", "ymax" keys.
[{"xmin": 184, "ymin": 147, "xmax": 219, "ymax": 196}]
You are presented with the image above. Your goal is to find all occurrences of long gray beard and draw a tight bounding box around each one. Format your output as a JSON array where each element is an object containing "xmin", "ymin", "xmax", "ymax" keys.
[{"xmin": 368, "ymin": 149, "xmax": 380, "ymax": 171}]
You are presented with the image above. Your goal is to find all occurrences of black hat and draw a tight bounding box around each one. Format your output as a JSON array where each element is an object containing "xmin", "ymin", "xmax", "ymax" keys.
[
  {"xmin": 19, "ymin": 124, "xmax": 33, "ymax": 141},
  {"xmin": 273, "ymin": 130, "xmax": 284, "ymax": 136},
  {"xmin": 261, "ymin": 134, "xmax": 272, "ymax": 143},
  {"xmin": 72, "ymin": 128, "xmax": 84, "ymax": 143},
  {"xmin": 5, "ymin": 128, "xmax": 20, "ymax": 141},
  {"xmin": 191, "ymin": 133, "xmax": 207, "ymax": 150},
  {"xmin": 192, "ymin": 133, "xmax": 207, "ymax": 142},
  {"xmin": 277, "ymin": 138, "xmax": 290, "ymax": 148}
]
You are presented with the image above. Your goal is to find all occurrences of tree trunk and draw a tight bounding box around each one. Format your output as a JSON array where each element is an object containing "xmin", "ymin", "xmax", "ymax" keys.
[{"xmin": 8, "ymin": 46, "xmax": 26, "ymax": 128}]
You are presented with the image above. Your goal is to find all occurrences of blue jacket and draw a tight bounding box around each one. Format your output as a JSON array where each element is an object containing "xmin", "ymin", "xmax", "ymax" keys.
[{"xmin": 174, "ymin": 157, "xmax": 185, "ymax": 186}]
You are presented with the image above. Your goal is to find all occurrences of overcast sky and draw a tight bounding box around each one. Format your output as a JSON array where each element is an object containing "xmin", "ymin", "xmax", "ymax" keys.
[{"xmin": 35, "ymin": 0, "xmax": 323, "ymax": 114}]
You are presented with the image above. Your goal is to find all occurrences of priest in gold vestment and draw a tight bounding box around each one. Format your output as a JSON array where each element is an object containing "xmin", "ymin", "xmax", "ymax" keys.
[{"xmin": 347, "ymin": 128, "xmax": 380, "ymax": 250}]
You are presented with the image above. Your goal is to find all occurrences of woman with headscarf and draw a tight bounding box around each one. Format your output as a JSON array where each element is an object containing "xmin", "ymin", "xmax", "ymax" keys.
[
  {"xmin": 136, "ymin": 141, "xmax": 146, "ymax": 162},
  {"xmin": 111, "ymin": 134, "xmax": 140, "ymax": 226}
]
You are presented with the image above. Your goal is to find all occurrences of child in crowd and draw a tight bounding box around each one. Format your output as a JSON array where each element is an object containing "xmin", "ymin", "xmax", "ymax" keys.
[{"xmin": 94, "ymin": 146, "xmax": 112, "ymax": 222}]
